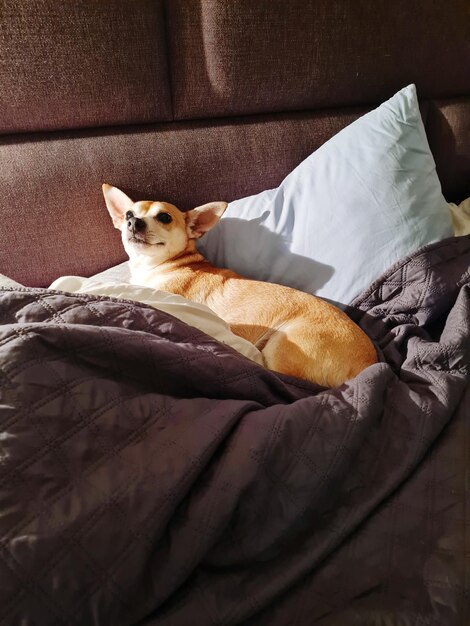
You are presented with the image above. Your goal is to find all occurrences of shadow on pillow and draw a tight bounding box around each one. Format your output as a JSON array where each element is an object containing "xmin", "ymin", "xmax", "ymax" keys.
[{"xmin": 207, "ymin": 216, "xmax": 335, "ymax": 294}]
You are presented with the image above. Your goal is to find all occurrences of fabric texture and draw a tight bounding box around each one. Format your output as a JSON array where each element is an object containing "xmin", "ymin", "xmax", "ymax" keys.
[
  {"xmin": 199, "ymin": 85, "xmax": 453, "ymax": 305},
  {"xmin": 166, "ymin": 0, "xmax": 470, "ymax": 120},
  {"xmin": 49, "ymin": 275, "xmax": 264, "ymax": 365},
  {"xmin": 0, "ymin": 235, "xmax": 469, "ymax": 625},
  {"xmin": 0, "ymin": 0, "xmax": 171, "ymax": 133}
]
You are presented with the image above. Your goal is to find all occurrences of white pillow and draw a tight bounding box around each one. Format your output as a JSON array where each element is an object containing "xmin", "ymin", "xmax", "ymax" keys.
[{"xmin": 198, "ymin": 85, "xmax": 453, "ymax": 305}]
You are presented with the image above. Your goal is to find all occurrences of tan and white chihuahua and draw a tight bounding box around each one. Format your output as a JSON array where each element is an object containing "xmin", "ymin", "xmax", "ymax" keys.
[{"xmin": 103, "ymin": 184, "xmax": 377, "ymax": 387}]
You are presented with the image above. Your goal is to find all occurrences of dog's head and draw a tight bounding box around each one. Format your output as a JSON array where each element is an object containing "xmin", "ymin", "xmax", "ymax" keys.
[{"xmin": 102, "ymin": 184, "xmax": 227, "ymax": 265}]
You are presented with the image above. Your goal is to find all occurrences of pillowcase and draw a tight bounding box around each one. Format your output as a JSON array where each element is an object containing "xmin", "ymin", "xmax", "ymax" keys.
[{"xmin": 198, "ymin": 84, "xmax": 453, "ymax": 305}]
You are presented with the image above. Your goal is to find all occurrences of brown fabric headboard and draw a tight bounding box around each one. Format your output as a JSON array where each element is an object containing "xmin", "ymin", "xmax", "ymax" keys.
[{"xmin": 1, "ymin": 0, "xmax": 469, "ymax": 286}]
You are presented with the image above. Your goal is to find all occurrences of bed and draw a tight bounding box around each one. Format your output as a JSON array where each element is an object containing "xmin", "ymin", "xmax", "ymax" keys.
[{"xmin": 0, "ymin": 1, "xmax": 469, "ymax": 625}]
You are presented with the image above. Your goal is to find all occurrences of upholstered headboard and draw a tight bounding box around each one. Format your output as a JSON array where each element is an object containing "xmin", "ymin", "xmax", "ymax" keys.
[{"xmin": 1, "ymin": 0, "xmax": 469, "ymax": 286}]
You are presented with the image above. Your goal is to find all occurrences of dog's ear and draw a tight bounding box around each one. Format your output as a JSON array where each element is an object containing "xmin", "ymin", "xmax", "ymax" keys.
[
  {"xmin": 186, "ymin": 202, "xmax": 227, "ymax": 238},
  {"xmin": 102, "ymin": 184, "xmax": 134, "ymax": 229}
]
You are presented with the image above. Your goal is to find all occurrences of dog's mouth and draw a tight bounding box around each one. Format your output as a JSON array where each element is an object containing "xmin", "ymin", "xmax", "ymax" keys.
[{"xmin": 128, "ymin": 236, "xmax": 165, "ymax": 247}]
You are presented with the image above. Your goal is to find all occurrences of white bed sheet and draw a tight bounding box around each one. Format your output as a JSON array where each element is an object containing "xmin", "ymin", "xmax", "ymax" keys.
[{"xmin": 49, "ymin": 275, "xmax": 264, "ymax": 366}]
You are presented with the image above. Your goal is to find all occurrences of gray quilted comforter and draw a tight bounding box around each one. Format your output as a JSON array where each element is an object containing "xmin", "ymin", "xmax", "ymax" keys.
[{"xmin": 1, "ymin": 236, "xmax": 469, "ymax": 626}]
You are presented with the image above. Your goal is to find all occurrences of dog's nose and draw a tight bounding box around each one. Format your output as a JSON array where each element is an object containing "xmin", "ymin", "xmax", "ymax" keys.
[{"xmin": 127, "ymin": 216, "xmax": 145, "ymax": 232}]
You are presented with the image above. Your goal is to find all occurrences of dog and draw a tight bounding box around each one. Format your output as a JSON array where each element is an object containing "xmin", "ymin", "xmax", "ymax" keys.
[{"xmin": 103, "ymin": 184, "xmax": 377, "ymax": 387}]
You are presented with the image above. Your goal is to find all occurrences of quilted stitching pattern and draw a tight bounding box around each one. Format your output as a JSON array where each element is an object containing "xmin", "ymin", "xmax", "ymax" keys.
[{"xmin": 0, "ymin": 236, "xmax": 469, "ymax": 625}]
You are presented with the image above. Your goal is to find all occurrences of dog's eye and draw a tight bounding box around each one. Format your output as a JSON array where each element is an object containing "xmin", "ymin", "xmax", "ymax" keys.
[
  {"xmin": 156, "ymin": 212, "xmax": 172, "ymax": 224},
  {"xmin": 125, "ymin": 211, "xmax": 134, "ymax": 220}
]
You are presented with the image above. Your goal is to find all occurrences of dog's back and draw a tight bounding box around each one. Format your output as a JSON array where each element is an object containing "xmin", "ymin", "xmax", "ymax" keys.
[{"xmin": 136, "ymin": 256, "xmax": 377, "ymax": 387}]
